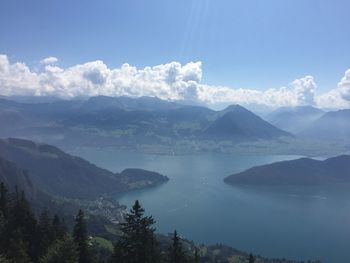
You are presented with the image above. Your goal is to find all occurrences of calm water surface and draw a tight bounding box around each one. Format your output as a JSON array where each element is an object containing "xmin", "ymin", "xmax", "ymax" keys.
[{"xmin": 70, "ymin": 149, "xmax": 350, "ymax": 263}]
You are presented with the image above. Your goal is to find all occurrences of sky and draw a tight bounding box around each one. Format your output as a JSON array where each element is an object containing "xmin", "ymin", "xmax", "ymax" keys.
[{"xmin": 0, "ymin": 0, "xmax": 349, "ymax": 109}]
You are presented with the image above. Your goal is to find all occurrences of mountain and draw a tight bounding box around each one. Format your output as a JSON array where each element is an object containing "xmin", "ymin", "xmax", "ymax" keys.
[
  {"xmin": 0, "ymin": 156, "xmax": 37, "ymax": 200},
  {"xmin": 203, "ymin": 105, "xmax": 290, "ymax": 140},
  {"xmin": 0, "ymin": 97, "xmax": 291, "ymax": 151},
  {"xmin": 298, "ymin": 109, "xmax": 350, "ymax": 141},
  {"xmin": 224, "ymin": 155, "xmax": 350, "ymax": 185},
  {"xmin": 265, "ymin": 106, "xmax": 325, "ymax": 134},
  {"xmin": 0, "ymin": 138, "xmax": 168, "ymax": 199}
]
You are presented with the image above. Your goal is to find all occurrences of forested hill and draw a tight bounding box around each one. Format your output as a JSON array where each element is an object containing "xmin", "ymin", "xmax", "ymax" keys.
[
  {"xmin": 0, "ymin": 156, "xmax": 37, "ymax": 200},
  {"xmin": 0, "ymin": 138, "xmax": 168, "ymax": 199},
  {"xmin": 225, "ymin": 155, "xmax": 350, "ymax": 186}
]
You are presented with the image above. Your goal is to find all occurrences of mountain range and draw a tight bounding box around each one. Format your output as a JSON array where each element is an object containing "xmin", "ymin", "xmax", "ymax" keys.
[
  {"xmin": 0, "ymin": 96, "xmax": 290, "ymax": 151},
  {"xmin": 265, "ymin": 106, "xmax": 325, "ymax": 134},
  {"xmin": 298, "ymin": 109, "xmax": 350, "ymax": 142}
]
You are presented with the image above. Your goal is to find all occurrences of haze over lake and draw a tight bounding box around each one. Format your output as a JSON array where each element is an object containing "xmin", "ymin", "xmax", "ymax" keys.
[{"xmin": 70, "ymin": 149, "xmax": 350, "ymax": 263}]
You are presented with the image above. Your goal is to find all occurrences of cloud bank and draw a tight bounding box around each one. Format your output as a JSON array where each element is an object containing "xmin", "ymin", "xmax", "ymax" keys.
[{"xmin": 0, "ymin": 54, "xmax": 349, "ymax": 109}]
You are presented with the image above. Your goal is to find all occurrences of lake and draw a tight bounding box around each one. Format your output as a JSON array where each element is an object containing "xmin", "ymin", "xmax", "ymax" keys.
[{"xmin": 70, "ymin": 149, "xmax": 350, "ymax": 263}]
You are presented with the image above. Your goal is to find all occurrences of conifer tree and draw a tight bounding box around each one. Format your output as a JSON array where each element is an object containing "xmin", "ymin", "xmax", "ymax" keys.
[
  {"xmin": 73, "ymin": 209, "xmax": 92, "ymax": 263},
  {"xmin": 0, "ymin": 183, "xmax": 9, "ymax": 256},
  {"xmin": 112, "ymin": 200, "xmax": 161, "ymax": 263},
  {"xmin": 38, "ymin": 209, "xmax": 54, "ymax": 256},
  {"xmin": 7, "ymin": 190, "xmax": 38, "ymax": 260},
  {"xmin": 193, "ymin": 248, "xmax": 200, "ymax": 263},
  {"xmin": 6, "ymin": 233, "xmax": 32, "ymax": 263},
  {"xmin": 52, "ymin": 214, "xmax": 66, "ymax": 240},
  {"xmin": 248, "ymin": 253, "xmax": 255, "ymax": 263},
  {"xmin": 0, "ymin": 254, "xmax": 11, "ymax": 263},
  {"xmin": 0, "ymin": 183, "xmax": 8, "ymax": 219},
  {"xmin": 167, "ymin": 230, "xmax": 187, "ymax": 263},
  {"xmin": 40, "ymin": 235, "xmax": 79, "ymax": 263}
]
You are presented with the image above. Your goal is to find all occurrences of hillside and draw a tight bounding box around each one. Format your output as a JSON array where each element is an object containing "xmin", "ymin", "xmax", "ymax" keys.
[
  {"xmin": 299, "ymin": 109, "xmax": 350, "ymax": 142},
  {"xmin": 0, "ymin": 138, "xmax": 168, "ymax": 199},
  {"xmin": 266, "ymin": 106, "xmax": 324, "ymax": 134},
  {"xmin": 224, "ymin": 155, "xmax": 350, "ymax": 186},
  {"xmin": 203, "ymin": 105, "xmax": 289, "ymax": 140},
  {"xmin": 0, "ymin": 156, "xmax": 37, "ymax": 200}
]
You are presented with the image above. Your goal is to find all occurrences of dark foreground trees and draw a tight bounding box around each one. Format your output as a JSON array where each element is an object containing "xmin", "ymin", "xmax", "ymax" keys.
[
  {"xmin": 168, "ymin": 230, "xmax": 187, "ymax": 263},
  {"xmin": 0, "ymin": 183, "xmax": 200, "ymax": 263},
  {"xmin": 0, "ymin": 183, "xmax": 92, "ymax": 263},
  {"xmin": 111, "ymin": 200, "xmax": 197, "ymax": 263},
  {"xmin": 111, "ymin": 200, "xmax": 161, "ymax": 263}
]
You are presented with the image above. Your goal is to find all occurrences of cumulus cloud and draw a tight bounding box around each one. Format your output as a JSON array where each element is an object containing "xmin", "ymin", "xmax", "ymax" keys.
[
  {"xmin": 40, "ymin": 56, "xmax": 58, "ymax": 65},
  {"xmin": 195, "ymin": 76, "xmax": 317, "ymax": 108},
  {"xmin": 338, "ymin": 69, "xmax": 350, "ymax": 101},
  {"xmin": 315, "ymin": 69, "xmax": 350, "ymax": 109},
  {"xmin": 0, "ymin": 54, "xmax": 349, "ymax": 109}
]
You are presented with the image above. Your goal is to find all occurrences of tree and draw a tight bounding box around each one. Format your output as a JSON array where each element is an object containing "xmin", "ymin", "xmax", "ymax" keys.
[
  {"xmin": 0, "ymin": 211, "xmax": 6, "ymax": 255},
  {"xmin": 112, "ymin": 200, "xmax": 161, "ymax": 263},
  {"xmin": 6, "ymin": 190, "xmax": 38, "ymax": 260},
  {"xmin": 0, "ymin": 254, "xmax": 11, "ymax": 263},
  {"xmin": 193, "ymin": 248, "xmax": 200, "ymax": 263},
  {"xmin": 73, "ymin": 210, "xmax": 92, "ymax": 263},
  {"xmin": 38, "ymin": 209, "xmax": 54, "ymax": 256},
  {"xmin": 52, "ymin": 214, "xmax": 66, "ymax": 240},
  {"xmin": 167, "ymin": 230, "xmax": 187, "ymax": 263},
  {"xmin": 40, "ymin": 235, "xmax": 79, "ymax": 263},
  {"xmin": 248, "ymin": 253, "xmax": 255, "ymax": 263},
  {"xmin": 0, "ymin": 183, "xmax": 8, "ymax": 219},
  {"xmin": 6, "ymin": 234, "xmax": 32, "ymax": 263}
]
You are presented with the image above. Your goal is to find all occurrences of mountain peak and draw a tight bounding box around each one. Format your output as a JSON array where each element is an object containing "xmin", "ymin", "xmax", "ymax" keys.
[{"xmin": 222, "ymin": 104, "xmax": 248, "ymax": 113}]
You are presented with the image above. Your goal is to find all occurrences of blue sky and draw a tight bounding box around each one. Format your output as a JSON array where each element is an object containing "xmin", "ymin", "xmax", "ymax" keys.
[{"xmin": 0, "ymin": 0, "xmax": 349, "ymax": 108}]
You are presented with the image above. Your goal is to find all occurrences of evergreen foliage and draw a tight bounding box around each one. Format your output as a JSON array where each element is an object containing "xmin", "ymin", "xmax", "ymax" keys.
[
  {"xmin": 112, "ymin": 200, "xmax": 161, "ymax": 263},
  {"xmin": 73, "ymin": 209, "xmax": 94, "ymax": 263},
  {"xmin": 0, "ymin": 183, "xmax": 72, "ymax": 263},
  {"xmin": 39, "ymin": 235, "xmax": 79, "ymax": 263},
  {"xmin": 167, "ymin": 230, "xmax": 187, "ymax": 263},
  {"xmin": 248, "ymin": 253, "xmax": 255, "ymax": 263}
]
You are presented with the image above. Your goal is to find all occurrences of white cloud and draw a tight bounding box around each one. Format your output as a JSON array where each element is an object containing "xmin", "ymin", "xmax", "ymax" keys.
[
  {"xmin": 0, "ymin": 54, "xmax": 349, "ymax": 109},
  {"xmin": 40, "ymin": 56, "xmax": 58, "ymax": 65},
  {"xmin": 315, "ymin": 69, "xmax": 350, "ymax": 109},
  {"xmin": 338, "ymin": 69, "xmax": 350, "ymax": 101}
]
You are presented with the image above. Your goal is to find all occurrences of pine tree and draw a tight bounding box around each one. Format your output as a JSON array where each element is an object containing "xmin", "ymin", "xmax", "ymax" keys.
[
  {"xmin": 40, "ymin": 235, "xmax": 79, "ymax": 263},
  {"xmin": 0, "ymin": 183, "xmax": 8, "ymax": 219},
  {"xmin": 0, "ymin": 209, "xmax": 7, "ymax": 256},
  {"xmin": 7, "ymin": 190, "xmax": 38, "ymax": 260},
  {"xmin": 167, "ymin": 230, "xmax": 187, "ymax": 263},
  {"xmin": 38, "ymin": 208, "xmax": 54, "ymax": 256},
  {"xmin": 73, "ymin": 209, "xmax": 92, "ymax": 263},
  {"xmin": 6, "ymin": 232, "xmax": 32, "ymax": 263},
  {"xmin": 52, "ymin": 214, "xmax": 67, "ymax": 240},
  {"xmin": 112, "ymin": 200, "xmax": 161, "ymax": 263},
  {"xmin": 248, "ymin": 253, "xmax": 255, "ymax": 263},
  {"xmin": 0, "ymin": 254, "xmax": 11, "ymax": 263},
  {"xmin": 193, "ymin": 248, "xmax": 200, "ymax": 263}
]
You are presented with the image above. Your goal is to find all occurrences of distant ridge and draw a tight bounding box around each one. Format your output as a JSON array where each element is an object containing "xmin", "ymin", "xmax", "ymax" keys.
[
  {"xmin": 299, "ymin": 109, "xmax": 350, "ymax": 141},
  {"xmin": 225, "ymin": 155, "xmax": 350, "ymax": 186},
  {"xmin": 266, "ymin": 106, "xmax": 324, "ymax": 133},
  {"xmin": 0, "ymin": 96, "xmax": 291, "ymax": 150},
  {"xmin": 0, "ymin": 138, "xmax": 168, "ymax": 199}
]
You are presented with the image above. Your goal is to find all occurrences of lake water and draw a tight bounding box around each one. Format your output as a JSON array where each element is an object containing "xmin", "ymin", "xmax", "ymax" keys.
[{"xmin": 70, "ymin": 149, "xmax": 350, "ymax": 263}]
